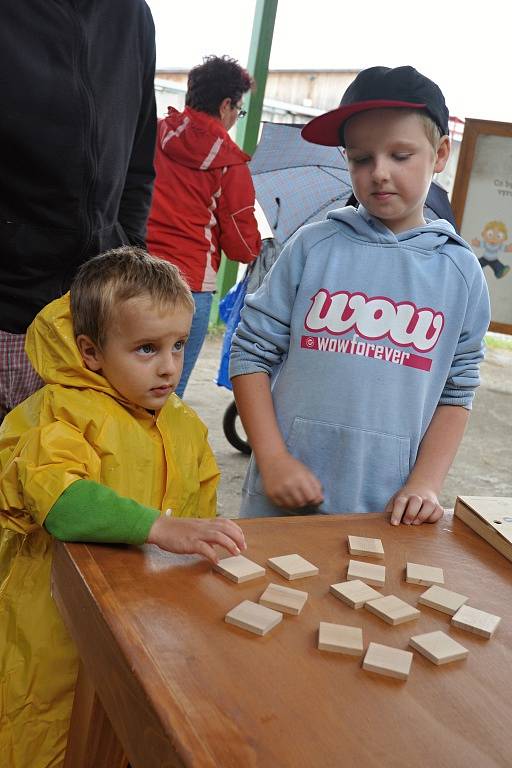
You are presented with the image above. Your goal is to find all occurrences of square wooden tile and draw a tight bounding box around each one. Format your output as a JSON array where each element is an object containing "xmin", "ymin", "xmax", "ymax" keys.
[
  {"xmin": 365, "ymin": 594, "xmax": 421, "ymax": 625},
  {"xmin": 225, "ymin": 600, "xmax": 282, "ymax": 636},
  {"xmin": 418, "ymin": 585, "xmax": 469, "ymax": 616},
  {"xmin": 330, "ymin": 579, "xmax": 382, "ymax": 609},
  {"xmin": 451, "ymin": 605, "xmax": 502, "ymax": 639},
  {"xmin": 318, "ymin": 622, "xmax": 363, "ymax": 656},
  {"xmin": 406, "ymin": 562, "xmax": 445, "ymax": 586},
  {"xmin": 363, "ymin": 642, "xmax": 413, "ymax": 680},
  {"xmin": 409, "ymin": 630, "xmax": 469, "ymax": 665},
  {"xmin": 347, "ymin": 559, "xmax": 386, "ymax": 587},
  {"xmin": 214, "ymin": 555, "xmax": 266, "ymax": 583},
  {"xmin": 267, "ymin": 554, "xmax": 319, "ymax": 580},
  {"xmin": 348, "ymin": 535, "xmax": 384, "ymax": 559},
  {"xmin": 259, "ymin": 583, "xmax": 308, "ymax": 615}
]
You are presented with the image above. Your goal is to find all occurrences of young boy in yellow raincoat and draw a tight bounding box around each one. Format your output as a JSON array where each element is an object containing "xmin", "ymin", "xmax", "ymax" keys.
[{"xmin": 0, "ymin": 247, "xmax": 246, "ymax": 768}]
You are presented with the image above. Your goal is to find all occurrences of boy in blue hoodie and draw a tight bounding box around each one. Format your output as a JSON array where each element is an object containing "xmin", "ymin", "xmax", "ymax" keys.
[{"xmin": 230, "ymin": 66, "xmax": 490, "ymax": 525}]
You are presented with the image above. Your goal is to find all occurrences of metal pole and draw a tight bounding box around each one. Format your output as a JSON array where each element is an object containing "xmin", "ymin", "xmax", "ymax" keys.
[
  {"xmin": 210, "ymin": 0, "xmax": 278, "ymax": 325},
  {"xmin": 235, "ymin": 0, "xmax": 279, "ymax": 156}
]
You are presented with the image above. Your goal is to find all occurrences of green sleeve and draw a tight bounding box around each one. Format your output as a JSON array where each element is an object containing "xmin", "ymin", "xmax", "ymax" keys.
[{"xmin": 44, "ymin": 479, "xmax": 160, "ymax": 545}]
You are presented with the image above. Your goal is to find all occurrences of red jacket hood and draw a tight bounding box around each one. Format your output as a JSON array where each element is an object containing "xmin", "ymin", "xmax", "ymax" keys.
[{"xmin": 158, "ymin": 106, "xmax": 251, "ymax": 170}]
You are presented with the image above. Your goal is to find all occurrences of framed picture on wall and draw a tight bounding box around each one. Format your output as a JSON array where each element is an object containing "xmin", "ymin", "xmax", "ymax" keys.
[{"xmin": 451, "ymin": 118, "xmax": 512, "ymax": 335}]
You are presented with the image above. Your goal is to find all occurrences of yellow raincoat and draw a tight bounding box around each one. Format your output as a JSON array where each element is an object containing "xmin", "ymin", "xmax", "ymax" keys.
[{"xmin": 0, "ymin": 294, "xmax": 219, "ymax": 768}]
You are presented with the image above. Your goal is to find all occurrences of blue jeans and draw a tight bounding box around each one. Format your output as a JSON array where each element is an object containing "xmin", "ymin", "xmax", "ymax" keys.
[{"xmin": 177, "ymin": 291, "xmax": 213, "ymax": 398}]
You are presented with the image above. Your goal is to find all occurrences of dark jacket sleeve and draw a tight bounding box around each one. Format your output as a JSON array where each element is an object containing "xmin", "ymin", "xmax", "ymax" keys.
[{"xmin": 118, "ymin": 6, "xmax": 157, "ymax": 247}]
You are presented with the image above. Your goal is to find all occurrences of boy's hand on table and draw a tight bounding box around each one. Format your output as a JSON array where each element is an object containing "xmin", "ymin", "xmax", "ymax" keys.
[
  {"xmin": 147, "ymin": 517, "xmax": 247, "ymax": 564},
  {"xmin": 260, "ymin": 452, "xmax": 324, "ymax": 509},
  {"xmin": 386, "ymin": 485, "xmax": 444, "ymax": 526}
]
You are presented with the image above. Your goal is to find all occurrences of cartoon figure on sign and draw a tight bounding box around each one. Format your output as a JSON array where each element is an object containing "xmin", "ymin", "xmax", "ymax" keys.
[{"xmin": 472, "ymin": 220, "xmax": 512, "ymax": 279}]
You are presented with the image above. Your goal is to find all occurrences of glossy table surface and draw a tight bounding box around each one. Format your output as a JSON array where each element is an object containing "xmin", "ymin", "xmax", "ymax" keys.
[{"xmin": 52, "ymin": 512, "xmax": 512, "ymax": 768}]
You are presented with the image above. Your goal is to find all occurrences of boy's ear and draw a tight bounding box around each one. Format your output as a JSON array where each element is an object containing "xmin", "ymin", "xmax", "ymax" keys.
[
  {"xmin": 434, "ymin": 135, "xmax": 450, "ymax": 174},
  {"xmin": 76, "ymin": 334, "xmax": 103, "ymax": 372}
]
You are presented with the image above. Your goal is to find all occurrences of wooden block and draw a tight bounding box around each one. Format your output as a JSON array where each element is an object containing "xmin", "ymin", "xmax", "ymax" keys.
[
  {"xmin": 330, "ymin": 579, "xmax": 382, "ymax": 609},
  {"xmin": 455, "ymin": 496, "xmax": 512, "ymax": 564},
  {"xmin": 348, "ymin": 535, "xmax": 384, "ymax": 559},
  {"xmin": 363, "ymin": 642, "xmax": 413, "ymax": 680},
  {"xmin": 365, "ymin": 594, "xmax": 421, "ymax": 626},
  {"xmin": 214, "ymin": 555, "xmax": 266, "ymax": 583},
  {"xmin": 417, "ymin": 585, "xmax": 469, "ymax": 616},
  {"xmin": 225, "ymin": 600, "xmax": 282, "ymax": 636},
  {"xmin": 267, "ymin": 554, "xmax": 319, "ymax": 580},
  {"xmin": 409, "ymin": 630, "xmax": 469, "ymax": 665},
  {"xmin": 347, "ymin": 559, "xmax": 386, "ymax": 587},
  {"xmin": 451, "ymin": 605, "xmax": 502, "ymax": 639},
  {"xmin": 406, "ymin": 562, "xmax": 444, "ymax": 586},
  {"xmin": 259, "ymin": 583, "xmax": 308, "ymax": 615},
  {"xmin": 318, "ymin": 622, "xmax": 363, "ymax": 656}
]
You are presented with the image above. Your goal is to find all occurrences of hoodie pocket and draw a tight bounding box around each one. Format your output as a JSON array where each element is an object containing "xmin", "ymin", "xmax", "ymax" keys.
[{"xmin": 248, "ymin": 417, "xmax": 410, "ymax": 513}]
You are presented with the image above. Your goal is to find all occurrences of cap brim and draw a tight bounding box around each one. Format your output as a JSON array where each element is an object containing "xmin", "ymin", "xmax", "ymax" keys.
[{"xmin": 301, "ymin": 100, "xmax": 427, "ymax": 146}]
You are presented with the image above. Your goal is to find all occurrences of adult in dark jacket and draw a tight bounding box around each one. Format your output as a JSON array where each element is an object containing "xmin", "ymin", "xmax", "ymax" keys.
[{"xmin": 0, "ymin": 0, "xmax": 157, "ymax": 419}]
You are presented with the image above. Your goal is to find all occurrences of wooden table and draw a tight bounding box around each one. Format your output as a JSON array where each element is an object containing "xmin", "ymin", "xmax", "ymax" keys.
[{"xmin": 52, "ymin": 513, "xmax": 512, "ymax": 768}]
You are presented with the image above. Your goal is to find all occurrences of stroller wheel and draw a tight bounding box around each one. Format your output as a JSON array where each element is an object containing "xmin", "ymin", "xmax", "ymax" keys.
[{"xmin": 223, "ymin": 400, "xmax": 252, "ymax": 455}]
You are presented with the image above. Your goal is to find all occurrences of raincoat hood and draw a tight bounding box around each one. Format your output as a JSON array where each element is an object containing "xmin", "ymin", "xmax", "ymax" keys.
[
  {"xmin": 4, "ymin": 291, "xmax": 218, "ymax": 532},
  {"xmin": 26, "ymin": 292, "xmax": 136, "ymax": 411},
  {"xmin": 326, "ymin": 205, "xmax": 470, "ymax": 253},
  {"xmin": 159, "ymin": 105, "xmax": 250, "ymax": 170}
]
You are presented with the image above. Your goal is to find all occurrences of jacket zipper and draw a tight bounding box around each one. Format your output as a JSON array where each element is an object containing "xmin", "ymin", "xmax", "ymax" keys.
[{"xmin": 69, "ymin": 3, "xmax": 98, "ymax": 262}]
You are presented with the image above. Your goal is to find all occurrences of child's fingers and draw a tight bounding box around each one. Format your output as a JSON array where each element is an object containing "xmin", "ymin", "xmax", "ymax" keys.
[
  {"xmin": 203, "ymin": 530, "xmax": 243, "ymax": 556},
  {"xmin": 308, "ymin": 477, "xmax": 324, "ymax": 505},
  {"xmin": 422, "ymin": 503, "xmax": 444, "ymax": 524},
  {"xmin": 268, "ymin": 480, "xmax": 307, "ymax": 507},
  {"xmin": 287, "ymin": 480, "xmax": 323, "ymax": 508},
  {"xmin": 389, "ymin": 494, "xmax": 408, "ymax": 525},
  {"xmin": 212, "ymin": 519, "xmax": 247, "ymax": 550},
  {"xmin": 276, "ymin": 481, "xmax": 323, "ymax": 509},
  {"xmin": 292, "ymin": 474, "xmax": 323, "ymax": 508},
  {"xmin": 411, "ymin": 499, "xmax": 438, "ymax": 524},
  {"xmin": 401, "ymin": 495, "xmax": 423, "ymax": 524},
  {"xmin": 194, "ymin": 540, "xmax": 219, "ymax": 564}
]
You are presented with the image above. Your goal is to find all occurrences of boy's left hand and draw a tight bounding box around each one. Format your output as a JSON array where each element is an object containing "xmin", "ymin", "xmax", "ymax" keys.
[{"xmin": 386, "ymin": 485, "xmax": 444, "ymax": 526}]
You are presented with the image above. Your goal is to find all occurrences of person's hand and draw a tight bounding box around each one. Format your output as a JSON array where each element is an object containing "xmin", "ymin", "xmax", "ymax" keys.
[
  {"xmin": 260, "ymin": 451, "xmax": 323, "ymax": 509},
  {"xmin": 471, "ymin": 238, "xmax": 480, "ymax": 247},
  {"xmin": 147, "ymin": 516, "xmax": 247, "ymax": 564},
  {"xmin": 385, "ymin": 485, "xmax": 444, "ymax": 526}
]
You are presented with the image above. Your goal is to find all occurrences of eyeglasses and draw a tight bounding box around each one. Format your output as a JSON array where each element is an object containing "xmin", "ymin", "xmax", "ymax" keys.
[{"xmin": 233, "ymin": 104, "xmax": 247, "ymax": 119}]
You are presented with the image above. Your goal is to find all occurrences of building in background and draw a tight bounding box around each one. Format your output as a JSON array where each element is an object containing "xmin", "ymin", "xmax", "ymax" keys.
[
  {"xmin": 155, "ymin": 67, "xmax": 357, "ymax": 123},
  {"xmin": 155, "ymin": 68, "xmax": 463, "ymax": 198}
]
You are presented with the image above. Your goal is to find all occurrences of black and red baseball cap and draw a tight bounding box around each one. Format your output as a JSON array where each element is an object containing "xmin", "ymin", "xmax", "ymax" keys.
[{"xmin": 301, "ymin": 66, "xmax": 449, "ymax": 147}]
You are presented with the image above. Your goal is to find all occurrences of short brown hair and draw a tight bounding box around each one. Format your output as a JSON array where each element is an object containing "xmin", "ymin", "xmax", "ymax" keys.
[
  {"xmin": 185, "ymin": 55, "xmax": 253, "ymax": 116},
  {"xmin": 71, "ymin": 246, "xmax": 194, "ymax": 349}
]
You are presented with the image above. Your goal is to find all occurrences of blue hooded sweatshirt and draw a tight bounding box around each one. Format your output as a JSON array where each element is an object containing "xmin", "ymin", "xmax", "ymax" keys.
[{"xmin": 229, "ymin": 206, "xmax": 490, "ymax": 516}]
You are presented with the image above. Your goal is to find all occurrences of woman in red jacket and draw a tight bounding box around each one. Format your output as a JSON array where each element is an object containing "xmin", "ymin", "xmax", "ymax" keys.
[{"xmin": 147, "ymin": 55, "xmax": 261, "ymax": 397}]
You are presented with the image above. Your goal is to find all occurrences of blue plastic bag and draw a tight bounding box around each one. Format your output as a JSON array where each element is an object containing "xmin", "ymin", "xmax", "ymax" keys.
[{"xmin": 216, "ymin": 273, "xmax": 249, "ymax": 390}]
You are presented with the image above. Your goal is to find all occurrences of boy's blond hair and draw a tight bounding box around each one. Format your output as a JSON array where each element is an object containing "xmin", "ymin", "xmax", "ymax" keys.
[
  {"xmin": 400, "ymin": 108, "xmax": 445, "ymax": 150},
  {"xmin": 71, "ymin": 246, "xmax": 194, "ymax": 348}
]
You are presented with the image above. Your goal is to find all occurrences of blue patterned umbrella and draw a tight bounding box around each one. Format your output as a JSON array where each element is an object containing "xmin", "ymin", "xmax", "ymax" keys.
[
  {"xmin": 250, "ymin": 122, "xmax": 455, "ymax": 245},
  {"xmin": 249, "ymin": 122, "xmax": 351, "ymax": 244}
]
